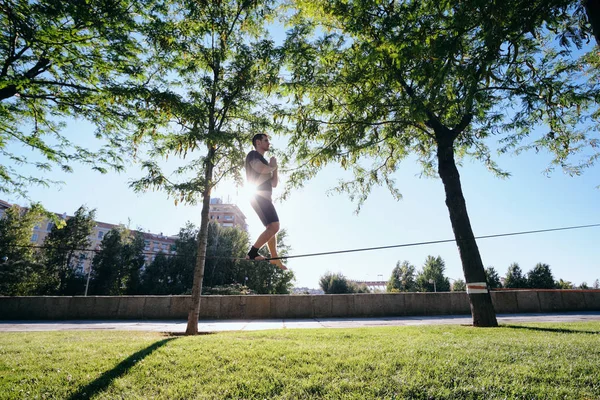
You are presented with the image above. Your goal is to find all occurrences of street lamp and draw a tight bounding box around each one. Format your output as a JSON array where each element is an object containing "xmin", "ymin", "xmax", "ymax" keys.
[{"xmin": 428, "ymin": 279, "xmax": 437, "ymax": 292}]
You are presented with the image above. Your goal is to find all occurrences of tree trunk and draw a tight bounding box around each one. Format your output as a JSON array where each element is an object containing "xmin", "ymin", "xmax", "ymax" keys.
[
  {"xmin": 185, "ymin": 146, "xmax": 216, "ymax": 335},
  {"xmin": 436, "ymin": 135, "xmax": 498, "ymax": 327},
  {"xmin": 585, "ymin": 0, "xmax": 600, "ymax": 47}
]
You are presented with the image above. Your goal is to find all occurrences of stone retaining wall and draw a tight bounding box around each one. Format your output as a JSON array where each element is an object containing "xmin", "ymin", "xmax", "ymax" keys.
[{"xmin": 1, "ymin": 290, "xmax": 599, "ymax": 320}]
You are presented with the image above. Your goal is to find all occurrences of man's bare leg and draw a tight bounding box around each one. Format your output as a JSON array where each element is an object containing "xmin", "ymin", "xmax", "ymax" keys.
[
  {"xmin": 266, "ymin": 233, "xmax": 287, "ymax": 270},
  {"xmin": 246, "ymin": 222, "xmax": 280, "ymax": 262}
]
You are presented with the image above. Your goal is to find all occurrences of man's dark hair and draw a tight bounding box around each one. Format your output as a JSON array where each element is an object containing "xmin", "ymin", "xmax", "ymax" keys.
[{"xmin": 252, "ymin": 133, "xmax": 267, "ymax": 148}]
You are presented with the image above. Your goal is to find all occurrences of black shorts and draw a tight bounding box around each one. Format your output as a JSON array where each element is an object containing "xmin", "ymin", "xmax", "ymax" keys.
[{"xmin": 250, "ymin": 193, "xmax": 279, "ymax": 226}]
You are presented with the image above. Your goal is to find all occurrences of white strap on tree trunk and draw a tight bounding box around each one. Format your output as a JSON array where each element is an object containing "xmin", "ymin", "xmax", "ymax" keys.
[{"xmin": 466, "ymin": 282, "xmax": 488, "ymax": 294}]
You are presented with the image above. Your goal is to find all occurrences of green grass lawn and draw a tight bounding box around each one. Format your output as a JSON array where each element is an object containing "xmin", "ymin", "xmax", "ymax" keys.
[{"xmin": 1, "ymin": 322, "xmax": 599, "ymax": 399}]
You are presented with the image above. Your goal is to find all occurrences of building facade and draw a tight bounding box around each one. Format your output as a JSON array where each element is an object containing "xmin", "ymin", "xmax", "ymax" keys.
[
  {"xmin": 208, "ymin": 197, "xmax": 248, "ymax": 231},
  {"xmin": 0, "ymin": 200, "xmax": 177, "ymax": 275}
]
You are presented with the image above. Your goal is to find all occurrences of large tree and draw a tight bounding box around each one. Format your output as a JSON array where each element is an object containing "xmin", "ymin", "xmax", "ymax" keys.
[
  {"xmin": 416, "ymin": 255, "xmax": 451, "ymax": 292},
  {"xmin": 387, "ymin": 260, "xmax": 416, "ymax": 292},
  {"xmin": 43, "ymin": 205, "xmax": 96, "ymax": 294},
  {"xmin": 281, "ymin": 0, "xmax": 598, "ymax": 326},
  {"xmin": 90, "ymin": 227, "xmax": 145, "ymax": 295},
  {"xmin": 129, "ymin": 0, "xmax": 282, "ymax": 334},
  {"xmin": 0, "ymin": 0, "xmax": 154, "ymax": 197},
  {"xmin": 526, "ymin": 262, "xmax": 555, "ymax": 289},
  {"xmin": 504, "ymin": 262, "xmax": 528, "ymax": 289}
]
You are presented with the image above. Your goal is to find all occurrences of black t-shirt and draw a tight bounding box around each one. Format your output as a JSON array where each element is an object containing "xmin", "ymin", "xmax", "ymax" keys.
[{"xmin": 245, "ymin": 150, "xmax": 272, "ymax": 193}]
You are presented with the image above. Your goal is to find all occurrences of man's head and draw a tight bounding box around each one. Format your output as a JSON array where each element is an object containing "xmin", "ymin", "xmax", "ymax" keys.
[{"xmin": 252, "ymin": 133, "xmax": 270, "ymax": 151}]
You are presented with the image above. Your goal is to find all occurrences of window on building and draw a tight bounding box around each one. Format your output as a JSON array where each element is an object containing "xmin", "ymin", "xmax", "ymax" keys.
[
  {"xmin": 216, "ymin": 215, "xmax": 220, "ymax": 219},
  {"xmin": 224, "ymin": 215, "xmax": 233, "ymax": 220},
  {"xmin": 46, "ymin": 222, "xmax": 54, "ymax": 231},
  {"xmin": 222, "ymin": 223, "xmax": 233, "ymax": 227},
  {"xmin": 98, "ymin": 231, "xmax": 104, "ymax": 239},
  {"xmin": 144, "ymin": 240, "xmax": 150, "ymax": 250},
  {"xmin": 31, "ymin": 233, "xmax": 38, "ymax": 242},
  {"xmin": 33, "ymin": 224, "xmax": 40, "ymax": 230}
]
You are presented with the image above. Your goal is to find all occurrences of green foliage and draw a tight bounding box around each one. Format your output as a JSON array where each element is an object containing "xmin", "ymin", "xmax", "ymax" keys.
[
  {"xmin": 0, "ymin": 204, "xmax": 45, "ymax": 262},
  {"xmin": 416, "ymin": 256, "xmax": 451, "ymax": 292},
  {"xmin": 526, "ymin": 262, "xmax": 555, "ymax": 289},
  {"xmin": 485, "ymin": 266, "xmax": 503, "ymax": 289},
  {"xmin": 42, "ymin": 206, "xmax": 96, "ymax": 295},
  {"xmin": 138, "ymin": 222, "xmax": 295, "ymax": 295},
  {"xmin": 387, "ymin": 260, "xmax": 416, "ymax": 292},
  {"xmin": 90, "ymin": 227, "xmax": 145, "ymax": 295},
  {"xmin": 319, "ymin": 271, "xmax": 352, "ymax": 294},
  {"xmin": 281, "ymin": 1, "xmax": 599, "ymax": 207},
  {"xmin": 594, "ymin": 279, "xmax": 600, "ymax": 289},
  {"xmin": 129, "ymin": 0, "xmax": 282, "ymax": 204},
  {"xmin": 0, "ymin": 0, "xmax": 151, "ymax": 197},
  {"xmin": 504, "ymin": 262, "xmax": 528, "ymax": 288},
  {"xmin": 556, "ymin": 279, "xmax": 573, "ymax": 289},
  {"xmin": 452, "ymin": 279, "xmax": 466, "ymax": 292}
]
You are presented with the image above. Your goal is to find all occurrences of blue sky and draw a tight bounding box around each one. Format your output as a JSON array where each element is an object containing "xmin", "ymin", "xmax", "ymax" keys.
[{"xmin": 5, "ymin": 116, "xmax": 600, "ymax": 289}]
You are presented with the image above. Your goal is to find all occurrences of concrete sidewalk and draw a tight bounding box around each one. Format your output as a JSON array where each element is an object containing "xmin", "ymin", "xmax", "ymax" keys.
[{"xmin": 1, "ymin": 312, "xmax": 599, "ymax": 333}]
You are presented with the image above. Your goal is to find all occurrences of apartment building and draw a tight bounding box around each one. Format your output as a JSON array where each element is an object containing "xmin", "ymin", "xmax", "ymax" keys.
[
  {"xmin": 208, "ymin": 197, "xmax": 248, "ymax": 231},
  {"xmin": 0, "ymin": 200, "xmax": 177, "ymax": 275}
]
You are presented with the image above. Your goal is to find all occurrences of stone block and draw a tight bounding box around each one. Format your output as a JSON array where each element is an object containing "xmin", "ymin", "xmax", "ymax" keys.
[
  {"xmin": 198, "ymin": 296, "xmax": 221, "ymax": 319},
  {"xmin": 270, "ymin": 295, "xmax": 289, "ymax": 319},
  {"xmin": 425, "ymin": 293, "xmax": 453, "ymax": 315},
  {"xmin": 382, "ymin": 293, "xmax": 405, "ymax": 316},
  {"xmin": 515, "ymin": 291, "xmax": 540, "ymax": 313},
  {"xmin": 117, "ymin": 296, "xmax": 145, "ymax": 319},
  {"xmin": 491, "ymin": 291, "xmax": 518, "ymax": 314},
  {"xmin": 170, "ymin": 296, "xmax": 190, "ymax": 318},
  {"xmin": 0, "ymin": 297, "xmax": 20, "ymax": 319},
  {"xmin": 245, "ymin": 295, "xmax": 271, "ymax": 319},
  {"xmin": 583, "ymin": 291, "xmax": 600, "ymax": 310},
  {"xmin": 403, "ymin": 293, "xmax": 427, "ymax": 316},
  {"xmin": 312, "ymin": 295, "xmax": 332, "ymax": 318},
  {"xmin": 561, "ymin": 291, "xmax": 586, "ymax": 311},
  {"xmin": 44, "ymin": 296, "xmax": 72, "ymax": 319},
  {"xmin": 286, "ymin": 295, "xmax": 313, "ymax": 318},
  {"xmin": 537, "ymin": 291, "xmax": 564, "ymax": 312},
  {"xmin": 93, "ymin": 296, "xmax": 121, "ymax": 319},
  {"xmin": 355, "ymin": 293, "xmax": 385, "ymax": 317},
  {"xmin": 331, "ymin": 294, "xmax": 355, "ymax": 317},
  {"xmin": 220, "ymin": 296, "xmax": 244, "ymax": 319},
  {"xmin": 450, "ymin": 292, "xmax": 471, "ymax": 314},
  {"xmin": 143, "ymin": 296, "xmax": 172, "ymax": 319},
  {"xmin": 69, "ymin": 296, "xmax": 96, "ymax": 319}
]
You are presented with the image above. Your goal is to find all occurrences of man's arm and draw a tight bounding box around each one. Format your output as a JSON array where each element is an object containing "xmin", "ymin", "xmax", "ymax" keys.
[{"xmin": 269, "ymin": 157, "xmax": 278, "ymax": 188}]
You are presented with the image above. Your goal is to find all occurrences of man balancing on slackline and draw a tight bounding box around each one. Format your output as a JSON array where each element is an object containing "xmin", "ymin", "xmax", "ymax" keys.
[{"xmin": 244, "ymin": 133, "xmax": 287, "ymax": 270}]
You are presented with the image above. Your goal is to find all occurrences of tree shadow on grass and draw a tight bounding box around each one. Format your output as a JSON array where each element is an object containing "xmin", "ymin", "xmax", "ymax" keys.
[
  {"xmin": 502, "ymin": 324, "xmax": 600, "ymax": 335},
  {"xmin": 67, "ymin": 337, "xmax": 177, "ymax": 400}
]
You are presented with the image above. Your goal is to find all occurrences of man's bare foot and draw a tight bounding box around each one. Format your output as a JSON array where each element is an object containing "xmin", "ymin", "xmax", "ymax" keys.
[
  {"xmin": 269, "ymin": 259, "xmax": 287, "ymax": 270},
  {"xmin": 245, "ymin": 255, "xmax": 266, "ymax": 261}
]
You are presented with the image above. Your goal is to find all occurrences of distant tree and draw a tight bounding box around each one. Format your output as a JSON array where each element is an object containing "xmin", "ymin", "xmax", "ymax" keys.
[
  {"xmin": 594, "ymin": 279, "xmax": 600, "ymax": 289},
  {"xmin": 526, "ymin": 263, "xmax": 555, "ymax": 289},
  {"xmin": 387, "ymin": 260, "xmax": 416, "ymax": 292},
  {"xmin": 0, "ymin": 204, "xmax": 46, "ymax": 295},
  {"xmin": 580, "ymin": 282, "xmax": 589, "ymax": 289},
  {"xmin": 452, "ymin": 279, "xmax": 466, "ymax": 292},
  {"xmin": 319, "ymin": 272, "xmax": 354, "ymax": 294},
  {"xmin": 43, "ymin": 206, "xmax": 96, "ymax": 294},
  {"xmin": 416, "ymin": 256, "xmax": 451, "ymax": 292},
  {"xmin": 90, "ymin": 227, "xmax": 145, "ymax": 295},
  {"xmin": 0, "ymin": 204, "xmax": 45, "ymax": 263},
  {"xmin": 167, "ymin": 223, "xmax": 199, "ymax": 295},
  {"xmin": 555, "ymin": 279, "xmax": 573, "ymax": 289},
  {"xmin": 485, "ymin": 267, "xmax": 503, "ymax": 289},
  {"xmin": 351, "ymin": 282, "xmax": 371, "ymax": 293},
  {"xmin": 140, "ymin": 252, "xmax": 172, "ymax": 295},
  {"xmin": 504, "ymin": 263, "xmax": 528, "ymax": 289}
]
